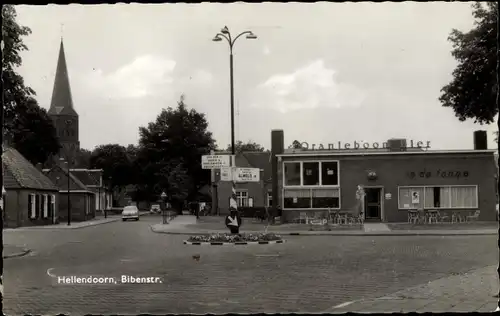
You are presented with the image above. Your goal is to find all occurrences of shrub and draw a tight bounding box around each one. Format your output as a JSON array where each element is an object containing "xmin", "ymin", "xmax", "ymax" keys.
[{"xmin": 188, "ymin": 232, "xmax": 282, "ymax": 243}]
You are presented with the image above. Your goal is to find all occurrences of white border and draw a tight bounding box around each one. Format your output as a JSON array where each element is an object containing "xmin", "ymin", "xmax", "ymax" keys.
[{"xmin": 397, "ymin": 185, "xmax": 479, "ymax": 210}]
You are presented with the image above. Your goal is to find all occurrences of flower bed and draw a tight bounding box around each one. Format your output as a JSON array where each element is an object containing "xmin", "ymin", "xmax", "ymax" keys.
[{"xmin": 188, "ymin": 232, "xmax": 282, "ymax": 243}]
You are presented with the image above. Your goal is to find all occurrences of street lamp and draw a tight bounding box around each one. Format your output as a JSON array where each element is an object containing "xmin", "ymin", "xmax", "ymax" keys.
[
  {"xmin": 160, "ymin": 191, "xmax": 168, "ymax": 224},
  {"xmin": 212, "ymin": 26, "xmax": 257, "ymax": 156},
  {"xmin": 60, "ymin": 157, "xmax": 71, "ymax": 225}
]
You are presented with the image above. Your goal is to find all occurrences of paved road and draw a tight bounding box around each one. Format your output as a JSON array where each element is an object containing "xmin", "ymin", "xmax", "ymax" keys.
[{"xmin": 4, "ymin": 215, "xmax": 497, "ymax": 314}]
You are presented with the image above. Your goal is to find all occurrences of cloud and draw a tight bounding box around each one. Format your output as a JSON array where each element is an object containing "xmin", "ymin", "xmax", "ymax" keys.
[
  {"xmin": 263, "ymin": 46, "xmax": 271, "ymax": 55},
  {"xmin": 251, "ymin": 59, "xmax": 365, "ymax": 113},
  {"xmin": 83, "ymin": 55, "xmax": 176, "ymax": 99}
]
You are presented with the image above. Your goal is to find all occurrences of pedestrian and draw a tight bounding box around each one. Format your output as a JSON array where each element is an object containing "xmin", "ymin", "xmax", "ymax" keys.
[{"xmin": 225, "ymin": 209, "xmax": 242, "ymax": 234}]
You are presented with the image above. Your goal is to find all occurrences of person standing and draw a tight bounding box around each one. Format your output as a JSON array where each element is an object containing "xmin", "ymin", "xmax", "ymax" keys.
[{"xmin": 225, "ymin": 210, "xmax": 242, "ymax": 234}]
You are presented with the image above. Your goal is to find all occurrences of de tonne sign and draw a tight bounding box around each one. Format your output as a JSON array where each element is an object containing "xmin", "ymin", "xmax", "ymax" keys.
[{"xmin": 289, "ymin": 140, "xmax": 431, "ymax": 151}]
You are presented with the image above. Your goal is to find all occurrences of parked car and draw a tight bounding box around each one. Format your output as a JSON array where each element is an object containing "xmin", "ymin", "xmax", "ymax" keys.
[
  {"xmin": 150, "ymin": 204, "xmax": 161, "ymax": 214},
  {"xmin": 122, "ymin": 206, "xmax": 140, "ymax": 221}
]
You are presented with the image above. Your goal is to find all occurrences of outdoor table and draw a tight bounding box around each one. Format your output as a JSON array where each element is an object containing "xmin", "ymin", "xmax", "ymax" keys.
[
  {"xmin": 407, "ymin": 209, "xmax": 419, "ymax": 224},
  {"xmin": 426, "ymin": 210, "xmax": 439, "ymax": 223}
]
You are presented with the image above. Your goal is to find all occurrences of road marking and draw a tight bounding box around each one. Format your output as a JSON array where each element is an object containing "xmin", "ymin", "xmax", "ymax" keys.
[
  {"xmin": 333, "ymin": 301, "xmax": 354, "ymax": 309},
  {"xmin": 255, "ymin": 254, "xmax": 279, "ymax": 257},
  {"xmin": 46, "ymin": 268, "xmax": 56, "ymax": 278}
]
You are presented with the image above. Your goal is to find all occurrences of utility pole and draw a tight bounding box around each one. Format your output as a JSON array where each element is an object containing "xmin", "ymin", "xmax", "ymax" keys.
[{"xmin": 1, "ymin": 37, "xmax": 6, "ymax": 302}]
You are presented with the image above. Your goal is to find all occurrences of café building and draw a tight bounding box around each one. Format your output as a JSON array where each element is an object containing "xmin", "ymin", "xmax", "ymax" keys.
[{"xmin": 270, "ymin": 130, "xmax": 497, "ymax": 223}]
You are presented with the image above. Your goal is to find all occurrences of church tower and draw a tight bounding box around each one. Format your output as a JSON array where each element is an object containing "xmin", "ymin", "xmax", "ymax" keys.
[{"xmin": 48, "ymin": 38, "xmax": 80, "ymax": 162}]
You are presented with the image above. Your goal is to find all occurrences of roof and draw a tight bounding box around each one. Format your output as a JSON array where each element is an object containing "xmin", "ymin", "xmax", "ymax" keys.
[
  {"xmin": 47, "ymin": 39, "xmax": 78, "ymax": 117},
  {"xmin": 43, "ymin": 165, "xmax": 90, "ymax": 191},
  {"xmin": 2, "ymin": 147, "xmax": 59, "ymax": 191},
  {"xmin": 278, "ymin": 149, "xmax": 496, "ymax": 158},
  {"xmin": 69, "ymin": 169, "xmax": 102, "ymax": 186}
]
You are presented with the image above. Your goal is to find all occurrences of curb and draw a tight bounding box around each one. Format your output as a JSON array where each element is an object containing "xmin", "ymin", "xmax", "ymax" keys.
[
  {"xmin": 183, "ymin": 240, "xmax": 286, "ymax": 245},
  {"xmin": 151, "ymin": 228, "xmax": 497, "ymax": 237},
  {"xmin": 3, "ymin": 248, "xmax": 31, "ymax": 259}
]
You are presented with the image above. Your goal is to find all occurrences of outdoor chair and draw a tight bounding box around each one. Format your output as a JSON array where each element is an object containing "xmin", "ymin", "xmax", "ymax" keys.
[
  {"xmin": 299, "ymin": 212, "xmax": 309, "ymax": 224},
  {"xmin": 407, "ymin": 210, "xmax": 419, "ymax": 224},
  {"xmin": 427, "ymin": 210, "xmax": 439, "ymax": 224},
  {"xmin": 451, "ymin": 212, "xmax": 464, "ymax": 223},
  {"xmin": 437, "ymin": 211, "xmax": 449, "ymax": 223},
  {"xmin": 466, "ymin": 210, "xmax": 480, "ymax": 222}
]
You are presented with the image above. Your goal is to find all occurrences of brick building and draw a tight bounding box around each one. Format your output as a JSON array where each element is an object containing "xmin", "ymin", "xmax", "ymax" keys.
[
  {"xmin": 269, "ymin": 130, "xmax": 496, "ymax": 223},
  {"xmin": 213, "ymin": 152, "xmax": 272, "ymax": 215},
  {"xmin": 70, "ymin": 169, "xmax": 113, "ymax": 212},
  {"xmin": 2, "ymin": 147, "xmax": 60, "ymax": 228},
  {"xmin": 43, "ymin": 163, "xmax": 96, "ymax": 222}
]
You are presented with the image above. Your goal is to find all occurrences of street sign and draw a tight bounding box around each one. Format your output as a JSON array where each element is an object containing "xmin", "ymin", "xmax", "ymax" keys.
[
  {"xmin": 220, "ymin": 167, "xmax": 232, "ymax": 181},
  {"xmin": 234, "ymin": 167, "xmax": 260, "ymax": 182},
  {"xmin": 201, "ymin": 155, "xmax": 231, "ymax": 169}
]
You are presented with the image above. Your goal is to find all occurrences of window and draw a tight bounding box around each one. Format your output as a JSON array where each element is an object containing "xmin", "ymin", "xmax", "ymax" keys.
[
  {"xmin": 312, "ymin": 188, "xmax": 340, "ymax": 208},
  {"xmin": 283, "ymin": 189, "xmax": 311, "ymax": 208},
  {"xmin": 267, "ymin": 191, "xmax": 272, "ymax": 207},
  {"xmin": 50, "ymin": 194, "xmax": 56, "ymax": 220},
  {"xmin": 248, "ymin": 197, "xmax": 254, "ymax": 207},
  {"xmin": 321, "ymin": 161, "xmax": 339, "ymax": 186},
  {"xmin": 303, "ymin": 162, "xmax": 320, "ymax": 186},
  {"xmin": 284, "ymin": 161, "xmax": 340, "ymax": 187},
  {"xmin": 28, "ymin": 194, "xmax": 36, "ymax": 219},
  {"xmin": 43, "ymin": 194, "xmax": 48, "ymax": 218},
  {"xmin": 398, "ymin": 186, "xmax": 478, "ymax": 209},
  {"xmin": 236, "ymin": 191, "xmax": 248, "ymax": 207},
  {"xmin": 284, "ymin": 162, "xmax": 301, "ymax": 186}
]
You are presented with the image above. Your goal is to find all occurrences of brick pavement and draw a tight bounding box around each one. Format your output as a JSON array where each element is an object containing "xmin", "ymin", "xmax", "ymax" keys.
[
  {"xmin": 4, "ymin": 216, "xmax": 497, "ymax": 314},
  {"xmin": 327, "ymin": 265, "xmax": 499, "ymax": 312}
]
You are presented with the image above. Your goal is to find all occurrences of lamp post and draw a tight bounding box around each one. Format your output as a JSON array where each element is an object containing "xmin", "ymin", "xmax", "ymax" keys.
[
  {"xmin": 60, "ymin": 157, "xmax": 71, "ymax": 225},
  {"xmin": 1, "ymin": 37, "xmax": 5, "ymax": 302},
  {"xmin": 212, "ymin": 26, "xmax": 257, "ymax": 216},
  {"xmin": 161, "ymin": 191, "xmax": 168, "ymax": 224}
]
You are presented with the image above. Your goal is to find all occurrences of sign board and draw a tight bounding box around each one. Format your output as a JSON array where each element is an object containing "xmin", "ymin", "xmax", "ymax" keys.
[
  {"xmin": 220, "ymin": 167, "xmax": 232, "ymax": 181},
  {"xmin": 411, "ymin": 191, "xmax": 420, "ymax": 204},
  {"xmin": 385, "ymin": 193, "xmax": 392, "ymax": 200},
  {"xmin": 234, "ymin": 168, "xmax": 260, "ymax": 182},
  {"xmin": 201, "ymin": 155, "xmax": 231, "ymax": 169}
]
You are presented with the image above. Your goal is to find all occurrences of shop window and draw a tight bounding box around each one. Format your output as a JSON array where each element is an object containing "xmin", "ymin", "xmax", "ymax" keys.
[
  {"xmin": 284, "ymin": 162, "xmax": 301, "ymax": 186},
  {"xmin": 399, "ymin": 186, "xmax": 478, "ymax": 209},
  {"xmin": 311, "ymin": 188, "xmax": 340, "ymax": 209},
  {"xmin": 321, "ymin": 161, "xmax": 339, "ymax": 186},
  {"xmin": 303, "ymin": 162, "xmax": 320, "ymax": 186},
  {"xmin": 283, "ymin": 188, "xmax": 311, "ymax": 208},
  {"xmin": 236, "ymin": 191, "xmax": 248, "ymax": 207}
]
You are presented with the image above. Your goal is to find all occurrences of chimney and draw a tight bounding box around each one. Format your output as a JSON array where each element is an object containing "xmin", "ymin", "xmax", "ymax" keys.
[
  {"xmin": 35, "ymin": 163, "xmax": 43, "ymax": 171},
  {"xmin": 271, "ymin": 130, "xmax": 284, "ymax": 215},
  {"xmin": 473, "ymin": 130, "xmax": 487, "ymax": 150},
  {"xmin": 386, "ymin": 138, "xmax": 407, "ymax": 152}
]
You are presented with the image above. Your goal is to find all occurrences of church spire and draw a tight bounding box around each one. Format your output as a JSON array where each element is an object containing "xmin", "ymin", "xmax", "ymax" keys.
[{"xmin": 48, "ymin": 38, "xmax": 78, "ymax": 116}]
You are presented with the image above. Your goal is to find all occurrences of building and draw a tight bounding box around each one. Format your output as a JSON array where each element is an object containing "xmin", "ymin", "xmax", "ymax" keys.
[
  {"xmin": 2, "ymin": 147, "xmax": 60, "ymax": 228},
  {"xmin": 43, "ymin": 163, "xmax": 96, "ymax": 222},
  {"xmin": 213, "ymin": 151, "xmax": 272, "ymax": 215},
  {"xmin": 268, "ymin": 130, "xmax": 496, "ymax": 223},
  {"xmin": 47, "ymin": 38, "xmax": 80, "ymax": 162},
  {"xmin": 70, "ymin": 169, "xmax": 112, "ymax": 212}
]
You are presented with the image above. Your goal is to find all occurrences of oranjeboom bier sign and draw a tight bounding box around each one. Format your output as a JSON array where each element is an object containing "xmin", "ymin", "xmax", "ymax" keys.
[{"xmin": 289, "ymin": 140, "xmax": 431, "ymax": 150}]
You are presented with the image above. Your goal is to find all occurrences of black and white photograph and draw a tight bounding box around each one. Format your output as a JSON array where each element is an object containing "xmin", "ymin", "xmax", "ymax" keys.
[{"xmin": 1, "ymin": 2, "xmax": 499, "ymax": 314}]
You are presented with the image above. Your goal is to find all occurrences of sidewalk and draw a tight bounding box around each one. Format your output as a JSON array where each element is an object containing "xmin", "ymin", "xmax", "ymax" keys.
[
  {"xmin": 150, "ymin": 216, "xmax": 497, "ymax": 236},
  {"xmin": 4, "ymin": 212, "xmax": 149, "ymax": 231},
  {"xmin": 3, "ymin": 245, "xmax": 31, "ymax": 259},
  {"xmin": 325, "ymin": 265, "xmax": 499, "ymax": 312}
]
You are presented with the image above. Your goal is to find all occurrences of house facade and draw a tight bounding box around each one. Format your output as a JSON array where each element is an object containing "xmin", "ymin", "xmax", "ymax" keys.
[
  {"xmin": 2, "ymin": 147, "xmax": 60, "ymax": 228},
  {"xmin": 43, "ymin": 163, "xmax": 96, "ymax": 222},
  {"xmin": 270, "ymin": 130, "xmax": 497, "ymax": 223},
  {"xmin": 213, "ymin": 152, "xmax": 273, "ymax": 215},
  {"xmin": 70, "ymin": 169, "xmax": 112, "ymax": 212}
]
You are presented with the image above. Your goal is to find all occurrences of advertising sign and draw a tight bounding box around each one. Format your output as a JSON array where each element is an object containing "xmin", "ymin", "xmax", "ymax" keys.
[
  {"xmin": 411, "ymin": 191, "xmax": 420, "ymax": 204},
  {"xmin": 201, "ymin": 155, "xmax": 231, "ymax": 169},
  {"xmin": 233, "ymin": 168, "xmax": 260, "ymax": 182},
  {"xmin": 220, "ymin": 167, "xmax": 232, "ymax": 181}
]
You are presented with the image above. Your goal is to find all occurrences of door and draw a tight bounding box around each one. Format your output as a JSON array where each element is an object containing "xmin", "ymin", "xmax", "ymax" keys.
[{"xmin": 364, "ymin": 188, "xmax": 382, "ymax": 221}]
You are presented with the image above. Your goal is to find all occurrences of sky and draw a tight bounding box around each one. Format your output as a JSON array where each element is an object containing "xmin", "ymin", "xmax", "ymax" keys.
[{"xmin": 15, "ymin": 2, "xmax": 498, "ymax": 152}]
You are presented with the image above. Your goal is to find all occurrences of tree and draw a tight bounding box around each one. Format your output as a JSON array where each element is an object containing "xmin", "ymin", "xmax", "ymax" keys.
[
  {"xmin": 136, "ymin": 95, "xmax": 215, "ymax": 209},
  {"xmin": 225, "ymin": 140, "xmax": 265, "ymax": 153},
  {"xmin": 439, "ymin": 2, "xmax": 498, "ymax": 124},
  {"xmin": 3, "ymin": 5, "xmax": 60, "ymax": 163},
  {"xmin": 73, "ymin": 148, "xmax": 92, "ymax": 168},
  {"xmin": 89, "ymin": 144, "xmax": 134, "ymax": 189},
  {"xmin": 10, "ymin": 97, "xmax": 60, "ymax": 164}
]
